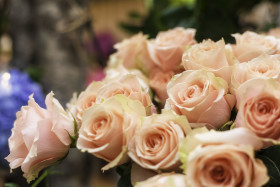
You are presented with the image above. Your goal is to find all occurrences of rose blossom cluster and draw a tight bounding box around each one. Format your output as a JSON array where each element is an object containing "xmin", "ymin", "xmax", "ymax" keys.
[{"xmin": 6, "ymin": 27, "xmax": 280, "ymax": 186}]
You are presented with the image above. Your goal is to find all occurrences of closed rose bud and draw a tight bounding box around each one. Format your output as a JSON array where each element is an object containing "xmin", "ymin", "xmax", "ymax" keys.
[{"xmin": 147, "ymin": 27, "xmax": 196, "ymax": 72}]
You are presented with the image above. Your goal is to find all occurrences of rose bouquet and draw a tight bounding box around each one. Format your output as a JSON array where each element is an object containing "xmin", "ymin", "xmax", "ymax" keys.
[{"xmin": 5, "ymin": 27, "xmax": 280, "ymax": 186}]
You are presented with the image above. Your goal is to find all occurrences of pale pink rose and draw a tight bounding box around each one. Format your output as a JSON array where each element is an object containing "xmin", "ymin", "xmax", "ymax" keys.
[
  {"xmin": 149, "ymin": 68, "xmax": 174, "ymax": 101},
  {"xmin": 166, "ymin": 70, "xmax": 235, "ymax": 129},
  {"xmin": 128, "ymin": 110, "xmax": 191, "ymax": 171},
  {"xmin": 113, "ymin": 33, "xmax": 155, "ymax": 73},
  {"xmin": 230, "ymin": 54, "xmax": 280, "ymax": 95},
  {"xmin": 96, "ymin": 74, "xmax": 152, "ymax": 114},
  {"xmin": 232, "ymin": 31, "xmax": 280, "ymax": 63},
  {"xmin": 268, "ymin": 27, "xmax": 280, "ymax": 38},
  {"xmin": 135, "ymin": 173, "xmax": 186, "ymax": 187},
  {"xmin": 105, "ymin": 64, "xmax": 149, "ymax": 89},
  {"xmin": 180, "ymin": 128, "xmax": 268, "ymax": 187},
  {"xmin": 5, "ymin": 92, "xmax": 74, "ymax": 182},
  {"xmin": 182, "ymin": 39, "xmax": 235, "ymax": 83},
  {"xmin": 69, "ymin": 81, "xmax": 103, "ymax": 127},
  {"xmin": 77, "ymin": 95, "xmax": 146, "ymax": 170},
  {"xmin": 147, "ymin": 27, "xmax": 196, "ymax": 72},
  {"xmin": 235, "ymin": 78, "xmax": 280, "ymax": 145}
]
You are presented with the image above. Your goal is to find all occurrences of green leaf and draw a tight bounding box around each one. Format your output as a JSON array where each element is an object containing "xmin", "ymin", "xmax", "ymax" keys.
[
  {"xmin": 256, "ymin": 145, "xmax": 280, "ymax": 187},
  {"xmin": 117, "ymin": 162, "xmax": 133, "ymax": 187},
  {"xmin": 4, "ymin": 183, "xmax": 19, "ymax": 187},
  {"xmin": 30, "ymin": 166, "xmax": 62, "ymax": 187},
  {"xmin": 217, "ymin": 121, "xmax": 234, "ymax": 131}
]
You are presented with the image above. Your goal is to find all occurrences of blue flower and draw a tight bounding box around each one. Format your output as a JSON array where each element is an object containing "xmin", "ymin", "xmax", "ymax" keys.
[{"xmin": 0, "ymin": 68, "xmax": 45, "ymax": 167}]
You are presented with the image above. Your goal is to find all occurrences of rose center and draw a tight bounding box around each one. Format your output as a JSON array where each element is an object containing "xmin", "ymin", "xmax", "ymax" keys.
[
  {"xmin": 146, "ymin": 134, "xmax": 163, "ymax": 150},
  {"xmin": 83, "ymin": 96, "xmax": 96, "ymax": 109},
  {"xmin": 211, "ymin": 166, "xmax": 226, "ymax": 182},
  {"xmin": 92, "ymin": 119, "xmax": 107, "ymax": 135},
  {"xmin": 256, "ymin": 102, "xmax": 272, "ymax": 115},
  {"xmin": 184, "ymin": 83, "xmax": 203, "ymax": 99},
  {"xmin": 254, "ymin": 64, "xmax": 269, "ymax": 74}
]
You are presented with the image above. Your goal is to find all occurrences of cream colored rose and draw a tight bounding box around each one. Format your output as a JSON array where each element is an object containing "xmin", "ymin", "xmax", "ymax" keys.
[
  {"xmin": 135, "ymin": 173, "xmax": 186, "ymax": 187},
  {"xmin": 112, "ymin": 33, "xmax": 155, "ymax": 74},
  {"xmin": 149, "ymin": 68, "xmax": 174, "ymax": 101},
  {"xmin": 268, "ymin": 27, "xmax": 280, "ymax": 38},
  {"xmin": 232, "ymin": 31, "xmax": 280, "ymax": 63},
  {"xmin": 182, "ymin": 39, "xmax": 235, "ymax": 83},
  {"xmin": 180, "ymin": 128, "xmax": 268, "ymax": 187},
  {"xmin": 77, "ymin": 95, "xmax": 146, "ymax": 170},
  {"xmin": 166, "ymin": 70, "xmax": 235, "ymax": 129},
  {"xmin": 230, "ymin": 54, "xmax": 280, "ymax": 95},
  {"xmin": 96, "ymin": 74, "xmax": 152, "ymax": 114},
  {"xmin": 70, "ymin": 81, "xmax": 103, "ymax": 127},
  {"xmin": 5, "ymin": 92, "xmax": 74, "ymax": 182},
  {"xmin": 128, "ymin": 110, "xmax": 191, "ymax": 171},
  {"xmin": 235, "ymin": 78, "xmax": 280, "ymax": 145},
  {"xmin": 105, "ymin": 64, "xmax": 149, "ymax": 90},
  {"xmin": 147, "ymin": 27, "xmax": 196, "ymax": 72}
]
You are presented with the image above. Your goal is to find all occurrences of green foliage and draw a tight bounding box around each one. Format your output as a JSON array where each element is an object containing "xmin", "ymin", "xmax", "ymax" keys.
[
  {"xmin": 120, "ymin": 0, "xmax": 280, "ymax": 42},
  {"xmin": 217, "ymin": 121, "xmax": 235, "ymax": 131},
  {"xmin": 116, "ymin": 162, "xmax": 133, "ymax": 187},
  {"xmin": 26, "ymin": 67, "xmax": 44, "ymax": 83},
  {"xmin": 256, "ymin": 145, "xmax": 280, "ymax": 187},
  {"xmin": 4, "ymin": 183, "xmax": 20, "ymax": 187}
]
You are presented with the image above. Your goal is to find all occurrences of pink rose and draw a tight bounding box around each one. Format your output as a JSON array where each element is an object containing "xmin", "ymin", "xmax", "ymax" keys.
[
  {"xmin": 268, "ymin": 27, "xmax": 280, "ymax": 38},
  {"xmin": 96, "ymin": 74, "xmax": 152, "ymax": 114},
  {"xmin": 135, "ymin": 173, "xmax": 186, "ymax": 187},
  {"xmin": 235, "ymin": 78, "xmax": 280, "ymax": 145},
  {"xmin": 182, "ymin": 39, "xmax": 235, "ymax": 83},
  {"xmin": 147, "ymin": 27, "xmax": 196, "ymax": 72},
  {"xmin": 69, "ymin": 81, "xmax": 103, "ymax": 127},
  {"xmin": 105, "ymin": 64, "xmax": 149, "ymax": 89},
  {"xmin": 232, "ymin": 31, "xmax": 280, "ymax": 63},
  {"xmin": 77, "ymin": 95, "xmax": 146, "ymax": 170},
  {"xmin": 166, "ymin": 70, "xmax": 235, "ymax": 129},
  {"xmin": 112, "ymin": 33, "xmax": 155, "ymax": 73},
  {"xmin": 230, "ymin": 54, "xmax": 280, "ymax": 95},
  {"xmin": 149, "ymin": 68, "xmax": 174, "ymax": 101},
  {"xmin": 180, "ymin": 128, "xmax": 268, "ymax": 187},
  {"xmin": 128, "ymin": 110, "xmax": 191, "ymax": 170},
  {"xmin": 5, "ymin": 92, "xmax": 74, "ymax": 182}
]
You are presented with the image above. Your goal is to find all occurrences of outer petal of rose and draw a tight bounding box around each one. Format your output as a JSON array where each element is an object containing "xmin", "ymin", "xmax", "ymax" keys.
[
  {"xmin": 135, "ymin": 173, "xmax": 186, "ymax": 187},
  {"xmin": 147, "ymin": 42, "xmax": 183, "ymax": 71},
  {"xmin": 235, "ymin": 78, "xmax": 280, "ymax": 109},
  {"xmin": 5, "ymin": 143, "xmax": 28, "ymax": 170},
  {"xmin": 21, "ymin": 119, "xmax": 70, "ymax": 183},
  {"xmin": 251, "ymin": 159, "xmax": 270, "ymax": 187},
  {"xmin": 77, "ymin": 132, "xmax": 123, "ymax": 161},
  {"xmin": 178, "ymin": 91, "xmax": 219, "ymax": 122},
  {"xmin": 101, "ymin": 146, "xmax": 130, "ymax": 171},
  {"xmin": 45, "ymin": 92, "xmax": 74, "ymax": 145},
  {"xmin": 194, "ymin": 128, "xmax": 263, "ymax": 150},
  {"xmin": 196, "ymin": 95, "xmax": 235, "ymax": 128},
  {"xmin": 233, "ymin": 45, "xmax": 267, "ymax": 62}
]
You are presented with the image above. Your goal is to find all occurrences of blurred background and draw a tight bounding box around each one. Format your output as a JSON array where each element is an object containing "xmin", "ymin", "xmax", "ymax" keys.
[{"xmin": 1, "ymin": 0, "xmax": 280, "ymax": 186}]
